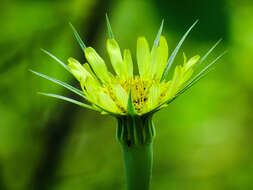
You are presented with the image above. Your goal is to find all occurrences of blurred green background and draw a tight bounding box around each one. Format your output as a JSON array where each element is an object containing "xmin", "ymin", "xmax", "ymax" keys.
[{"xmin": 0, "ymin": 0, "xmax": 253, "ymax": 189}]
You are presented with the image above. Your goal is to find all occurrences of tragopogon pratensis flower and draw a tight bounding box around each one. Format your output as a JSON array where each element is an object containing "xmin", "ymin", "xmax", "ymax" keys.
[{"xmin": 32, "ymin": 18, "xmax": 225, "ymax": 117}]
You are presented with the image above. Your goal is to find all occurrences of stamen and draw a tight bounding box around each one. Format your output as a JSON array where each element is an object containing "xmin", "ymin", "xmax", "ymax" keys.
[{"xmin": 101, "ymin": 76, "xmax": 169, "ymax": 114}]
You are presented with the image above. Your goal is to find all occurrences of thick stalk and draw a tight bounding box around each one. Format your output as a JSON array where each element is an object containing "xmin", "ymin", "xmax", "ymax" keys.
[
  {"xmin": 117, "ymin": 115, "xmax": 155, "ymax": 190},
  {"xmin": 121, "ymin": 142, "xmax": 153, "ymax": 190}
]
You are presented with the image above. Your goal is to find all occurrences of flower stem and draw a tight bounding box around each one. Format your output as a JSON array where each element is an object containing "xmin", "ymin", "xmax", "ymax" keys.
[
  {"xmin": 117, "ymin": 115, "xmax": 155, "ymax": 190},
  {"xmin": 121, "ymin": 142, "xmax": 153, "ymax": 190}
]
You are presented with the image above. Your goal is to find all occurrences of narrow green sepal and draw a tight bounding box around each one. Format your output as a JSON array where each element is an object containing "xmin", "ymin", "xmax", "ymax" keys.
[
  {"xmin": 41, "ymin": 49, "xmax": 71, "ymax": 73},
  {"xmin": 127, "ymin": 89, "xmax": 137, "ymax": 116},
  {"xmin": 190, "ymin": 50, "xmax": 227, "ymax": 83},
  {"xmin": 161, "ymin": 19, "xmax": 199, "ymax": 81},
  {"xmin": 153, "ymin": 19, "xmax": 164, "ymax": 47},
  {"xmin": 196, "ymin": 38, "xmax": 222, "ymax": 68},
  {"xmin": 38, "ymin": 92, "xmax": 97, "ymax": 111},
  {"xmin": 30, "ymin": 70, "xmax": 87, "ymax": 99},
  {"xmin": 69, "ymin": 22, "xmax": 86, "ymax": 52},
  {"xmin": 106, "ymin": 14, "xmax": 114, "ymax": 39}
]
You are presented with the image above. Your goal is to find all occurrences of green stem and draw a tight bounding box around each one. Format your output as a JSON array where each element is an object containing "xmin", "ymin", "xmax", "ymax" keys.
[
  {"xmin": 117, "ymin": 115, "xmax": 155, "ymax": 190},
  {"xmin": 121, "ymin": 142, "xmax": 153, "ymax": 190}
]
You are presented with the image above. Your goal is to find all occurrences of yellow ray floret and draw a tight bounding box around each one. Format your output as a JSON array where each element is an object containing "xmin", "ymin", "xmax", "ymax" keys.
[{"xmin": 68, "ymin": 36, "xmax": 200, "ymax": 115}]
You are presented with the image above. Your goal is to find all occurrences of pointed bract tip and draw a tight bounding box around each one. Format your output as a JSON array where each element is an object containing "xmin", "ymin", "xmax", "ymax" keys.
[
  {"xmin": 127, "ymin": 89, "xmax": 137, "ymax": 116},
  {"xmin": 69, "ymin": 22, "xmax": 76, "ymax": 29},
  {"xmin": 191, "ymin": 19, "xmax": 199, "ymax": 28},
  {"xmin": 40, "ymin": 48, "xmax": 47, "ymax": 53},
  {"xmin": 160, "ymin": 19, "xmax": 199, "ymax": 81},
  {"xmin": 29, "ymin": 69, "xmax": 35, "ymax": 73},
  {"xmin": 153, "ymin": 19, "xmax": 165, "ymax": 47},
  {"xmin": 106, "ymin": 14, "xmax": 114, "ymax": 39},
  {"xmin": 160, "ymin": 19, "xmax": 164, "ymax": 26},
  {"xmin": 221, "ymin": 50, "xmax": 228, "ymax": 55},
  {"xmin": 69, "ymin": 22, "xmax": 86, "ymax": 51}
]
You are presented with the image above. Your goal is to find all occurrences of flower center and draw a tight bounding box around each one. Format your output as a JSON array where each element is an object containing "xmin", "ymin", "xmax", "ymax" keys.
[
  {"xmin": 103, "ymin": 77, "xmax": 154, "ymax": 114},
  {"xmin": 122, "ymin": 77, "xmax": 153, "ymax": 112}
]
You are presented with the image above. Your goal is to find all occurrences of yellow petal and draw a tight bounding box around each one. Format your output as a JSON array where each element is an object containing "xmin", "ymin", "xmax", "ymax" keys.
[
  {"xmin": 185, "ymin": 55, "xmax": 200, "ymax": 70},
  {"xmin": 84, "ymin": 47, "xmax": 111, "ymax": 83},
  {"xmin": 151, "ymin": 36, "xmax": 169, "ymax": 80},
  {"xmin": 123, "ymin": 49, "xmax": 133, "ymax": 78},
  {"xmin": 85, "ymin": 78, "xmax": 120, "ymax": 113},
  {"xmin": 84, "ymin": 77, "xmax": 100, "ymax": 103},
  {"xmin": 183, "ymin": 52, "xmax": 187, "ymax": 65},
  {"xmin": 112, "ymin": 84, "xmax": 128, "ymax": 109},
  {"xmin": 97, "ymin": 91, "xmax": 118, "ymax": 113},
  {"xmin": 106, "ymin": 39, "xmax": 127, "ymax": 79},
  {"xmin": 147, "ymin": 85, "xmax": 160, "ymax": 110},
  {"xmin": 149, "ymin": 46, "xmax": 159, "ymax": 78},
  {"xmin": 68, "ymin": 57, "xmax": 91, "ymax": 83},
  {"xmin": 137, "ymin": 37, "xmax": 150, "ymax": 78},
  {"xmin": 182, "ymin": 69, "xmax": 193, "ymax": 83},
  {"xmin": 167, "ymin": 66, "xmax": 182, "ymax": 97},
  {"xmin": 83, "ymin": 62, "xmax": 97, "ymax": 79}
]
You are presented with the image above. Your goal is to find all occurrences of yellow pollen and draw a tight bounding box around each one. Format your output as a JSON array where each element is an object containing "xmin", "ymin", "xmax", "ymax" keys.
[{"xmin": 103, "ymin": 76, "xmax": 155, "ymax": 113}]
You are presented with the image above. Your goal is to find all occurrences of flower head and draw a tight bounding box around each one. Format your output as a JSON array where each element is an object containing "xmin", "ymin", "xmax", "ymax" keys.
[{"xmin": 32, "ymin": 16, "xmax": 225, "ymax": 116}]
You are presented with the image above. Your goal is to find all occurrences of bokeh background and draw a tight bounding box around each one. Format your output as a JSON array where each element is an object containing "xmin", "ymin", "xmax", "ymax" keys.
[{"xmin": 0, "ymin": 0, "xmax": 253, "ymax": 189}]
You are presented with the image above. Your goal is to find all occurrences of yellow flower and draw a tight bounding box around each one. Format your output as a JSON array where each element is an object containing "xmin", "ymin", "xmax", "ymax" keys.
[
  {"xmin": 68, "ymin": 36, "xmax": 200, "ymax": 115},
  {"xmin": 32, "ymin": 18, "xmax": 225, "ymax": 116}
]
